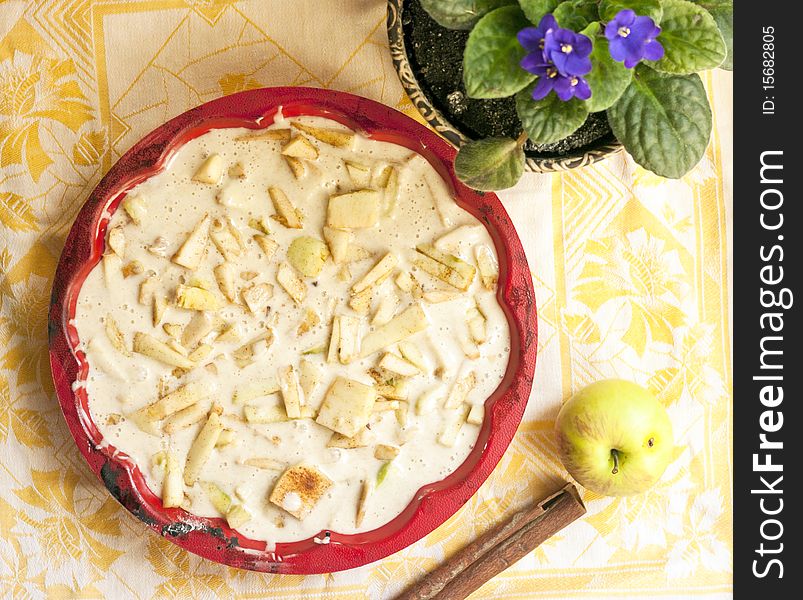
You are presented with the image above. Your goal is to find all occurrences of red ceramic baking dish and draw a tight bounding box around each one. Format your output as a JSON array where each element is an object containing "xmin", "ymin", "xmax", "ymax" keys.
[{"xmin": 48, "ymin": 87, "xmax": 537, "ymax": 573}]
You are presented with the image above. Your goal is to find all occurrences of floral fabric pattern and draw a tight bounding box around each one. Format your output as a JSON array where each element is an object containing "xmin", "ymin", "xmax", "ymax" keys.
[{"xmin": 0, "ymin": 1, "xmax": 732, "ymax": 598}]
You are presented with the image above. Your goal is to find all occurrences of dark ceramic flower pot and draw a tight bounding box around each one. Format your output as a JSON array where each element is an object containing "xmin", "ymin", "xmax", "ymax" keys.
[{"xmin": 387, "ymin": 0, "xmax": 623, "ymax": 173}]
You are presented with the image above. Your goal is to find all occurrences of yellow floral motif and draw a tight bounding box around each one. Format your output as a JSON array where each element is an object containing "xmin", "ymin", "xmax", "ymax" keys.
[
  {"xmin": 0, "ymin": 51, "xmax": 93, "ymax": 181},
  {"xmin": 71, "ymin": 130, "xmax": 107, "ymax": 167},
  {"xmin": 146, "ymin": 536, "xmax": 234, "ymax": 597},
  {"xmin": 1, "ymin": 274, "xmax": 52, "ymax": 391},
  {"xmin": 218, "ymin": 73, "xmax": 263, "ymax": 95},
  {"xmin": 573, "ymin": 227, "xmax": 689, "ymax": 355},
  {"xmin": 0, "ymin": 190, "xmax": 37, "ymax": 232}
]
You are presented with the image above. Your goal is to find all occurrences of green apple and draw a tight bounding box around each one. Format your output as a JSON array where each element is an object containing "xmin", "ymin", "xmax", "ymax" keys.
[{"xmin": 555, "ymin": 379, "xmax": 673, "ymax": 496}]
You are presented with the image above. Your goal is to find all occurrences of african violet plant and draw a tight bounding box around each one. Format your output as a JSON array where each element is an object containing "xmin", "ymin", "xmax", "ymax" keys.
[{"xmin": 419, "ymin": 0, "xmax": 733, "ymax": 190}]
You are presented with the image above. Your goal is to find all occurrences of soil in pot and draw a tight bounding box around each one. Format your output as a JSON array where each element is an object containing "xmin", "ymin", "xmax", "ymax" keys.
[{"xmin": 402, "ymin": 0, "xmax": 615, "ymax": 158}]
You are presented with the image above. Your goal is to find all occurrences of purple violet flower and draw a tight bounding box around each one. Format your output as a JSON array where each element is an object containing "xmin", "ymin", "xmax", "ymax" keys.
[
  {"xmin": 518, "ymin": 14, "xmax": 559, "ymax": 73},
  {"xmin": 542, "ymin": 28, "xmax": 592, "ymax": 77},
  {"xmin": 518, "ymin": 14, "xmax": 593, "ymax": 102},
  {"xmin": 531, "ymin": 68, "xmax": 591, "ymax": 102},
  {"xmin": 604, "ymin": 9, "xmax": 664, "ymax": 68}
]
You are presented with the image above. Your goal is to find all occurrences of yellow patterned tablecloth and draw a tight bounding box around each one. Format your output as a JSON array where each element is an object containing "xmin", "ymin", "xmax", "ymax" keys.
[{"xmin": 0, "ymin": 1, "xmax": 733, "ymax": 598}]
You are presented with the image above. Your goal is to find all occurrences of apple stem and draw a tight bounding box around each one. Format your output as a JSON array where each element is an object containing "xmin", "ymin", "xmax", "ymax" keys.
[{"xmin": 611, "ymin": 449, "xmax": 620, "ymax": 475}]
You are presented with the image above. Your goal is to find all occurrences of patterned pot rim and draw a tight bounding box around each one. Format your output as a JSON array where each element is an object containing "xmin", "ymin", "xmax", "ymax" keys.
[{"xmin": 386, "ymin": 0, "xmax": 623, "ymax": 173}]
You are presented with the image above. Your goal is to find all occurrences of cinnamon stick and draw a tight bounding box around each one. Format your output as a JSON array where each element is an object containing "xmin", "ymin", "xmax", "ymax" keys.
[{"xmin": 396, "ymin": 483, "xmax": 586, "ymax": 600}]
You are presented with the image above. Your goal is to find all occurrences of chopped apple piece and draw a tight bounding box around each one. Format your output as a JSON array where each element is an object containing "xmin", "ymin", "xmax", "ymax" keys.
[
  {"xmin": 292, "ymin": 121, "xmax": 354, "ymax": 148},
  {"xmin": 269, "ymin": 464, "xmax": 333, "ymax": 520},
  {"xmin": 345, "ymin": 161, "xmax": 371, "ymax": 187},
  {"xmin": 327, "ymin": 429, "xmax": 371, "ymax": 448},
  {"xmin": 192, "ymin": 154, "xmax": 224, "ymax": 185},
  {"xmin": 276, "ymin": 263, "xmax": 306, "ymax": 304},
  {"xmin": 242, "ymin": 282, "xmax": 274, "ymax": 314},
  {"xmin": 466, "ymin": 403, "xmax": 484, "ymax": 425},
  {"xmin": 269, "ymin": 187, "xmax": 303, "ymax": 229},
  {"xmin": 444, "ymin": 371, "xmax": 477, "ymax": 409},
  {"xmin": 327, "ymin": 317, "xmax": 341, "ymax": 364},
  {"xmin": 323, "ymin": 227, "xmax": 352, "ymax": 264},
  {"xmin": 216, "ymin": 429, "xmax": 237, "ymax": 448},
  {"xmin": 378, "ymin": 352, "xmax": 420, "ymax": 377},
  {"xmin": 102, "ymin": 253, "xmax": 122, "ymax": 289},
  {"xmin": 438, "ymin": 405, "xmax": 470, "ymax": 447},
  {"xmin": 349, "ymin": 287, "xmax": 373, "ymax": 316},
  {"xmin": 228, "ymin": 162, "xmax": 246, "ymax": 179},
  {"xmin": 138, "ymin": 274, "xmax": 158, "ymax": 305},
  {"xmin": 233, "ymin": 378, "xmax": 280, "ymax": 404},
  {"xmin": 164, "ymin": 401, "xmax": 209, "ymax": 434},
  {"xmin": 240, "ymin": 271, "xmax": 258, "ymax": 281},
  {"xmin": 187, "ymin": 344, "xmax": 212, "ymax": 362},
  {"xmin": 148, "ymin": 236, "xmax": 170, "ymax": 257},
  {"xmin": 288, "ymin": 236, "xmax": 329, "ymax": 277},
  {"xmin": 244, "ymin": 404, "xmax": 287, "ymax": 424},
  {"xmin": 398, "ymin": 341, "xmax": 428, "ymax": 373},
  {"xmin": 467, "ymin": 305, "xmax": 487, "ymax": 344},
  {"xmin": 337, "ymin": 264, "xmax": 351, "ymax": 282},
  {"xmin": 281, "ymin": 135, "xmax": 319, "ymax": 160},
  {"xmin": 104, "ymin": 314, "xmax": 130, "ymax": 357},
  {"xmin": 121, "ymin": 260, "xmax": 143, "ymax": 278},
  {"xmin": 415, "ymin": 244, "xmax": 476, "ymax": 291},
  {"xmin": 167, "ymin": 339, "xmax": 189, "ymax": 356},
  {"xmin": 184, "ymin": 409, "xmax": 224, "ymax": 485},
  {"xmin": 176, "ymin": 285, "xmax": 219, "ymax": 311},
  {"xmin": 213, "ymin": 263, "xmax": 237, "ymax": 302},
  {"xmin": 133, "ymin": 332, "xmax": 195, "ymax": 369},
  {"xmin": 382, "ymin": 167, "xmax": 399, "ymax": 216},
  {"xmin": 215, "ymin": 322, "xmax": 240, "ymax": 343},
  {"xmin": 299, "ymin": 359, "xmax": 323, "ymax": 399},
  {"xmin": 201, "ymin": 481, "xmax": 232, "ymax": 514},
  {"xmin": 374, "ymin": 164, "xmax": 394, "ymax": 188},
  {"xmin": 282, "ymin": 155, "xmax": 305, "ymax": 179},
  {"xmin": 107, "ymin": 226, "xmax": 126, "ymax": 256},
  {"xmin": 122, "ymin": 195, "xmax": 146, "ymax": 225},
  {"xmin": 368, "ymin": 369, "xmax": 410, "ymax": 400},
  {"xmin": 162, "ymin": 452, "xmax": 184, "ymax": 508},
  {"xmin": 232, "ymin": 332, "xmax": 273, "ymax": 368},
  {"xmin": 423, "ymin": 290, "xmax": 461, "ymax": 304},
  {"xmin": 346, "ymin": 246, "xmax": 372, "ymax": 263},
  {"xmin": 360, "ymin": 304, "xmax": 429, "ymax": 357},
  {"xmin": 337, "ymin": 315, "xmax": 362, "ymax": 364},
  {"xmin": 371, "ymin": 294, "xmax": 399, "ymax": 326},
  {"xmin": 181, "ymin": 312, "xmax": 213, "ymax": 348},
  {"xmin": 249, "ymin": 216, "xmax": 271, "ymax": 234},
  {"xmin": 254, "ymin": 234, "xmax": 279, "ymax": 261},
  {"xmin": 209, "ymin": 217, "xmax": 242, "ymax": 261},
  {"xmin": 236, "ymin": 128, "xmax": 291, "ymax": 142},
  {"xmin": 297, "ymin": 308, "xmax": 320, "ymax": 336},
  {"xmin": 142, "ymin": 382, "xmax": 205, "ymax": 421},
  {"xmin": 416, "ymin": 388, "xmax": 441, "ymax": 415},
  {"xmin": 327, "ymin": 190, "xmax": 381, "ymax": 229},
  {"xmin": 278, "ymin": 365, "xmax": 304, "ymax": 419},
  {"xmin": 172, "ymin": 214, "xmax": 211, "ymax": 270},
  {"xmin": 152, "ymin": 295, "xmax": 168, "ymax": 327},
  {"xmin": 242, "ymin": 457, "xmax": 285, "ymax": 470},
  {"xmin": 394, "ymin": 270, "xmax": 423, "ymax": 298},
  {"xmin": 316, "ymin": 377, "xmax": 377, "ymax": 437},
  {"xmin": 226, "ymin": 504, "xmax": 251, "ymax": 529},
  {"xmin": 374, "ymin": 444, "xmax": 400, "ymax": 460},
  {"xmin": 475, "ymin": 245, "xmax": 499, "ymax": 290},
  {"xmin": 352, "ymin": 253, "xmax": 397, "ymax": 295},
  {"xmin": 163, "ymin": 323, "xmax": 182, "ymax": 338},
  {"xmin": 355, "ymin": 478, "xmax": 372, "ymax": 527}
]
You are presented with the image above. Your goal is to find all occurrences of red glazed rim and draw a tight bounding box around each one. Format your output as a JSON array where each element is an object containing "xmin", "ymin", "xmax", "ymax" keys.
[{"xmin": 48, "ymin": 87, "xmax": 537, "ymax": 574}]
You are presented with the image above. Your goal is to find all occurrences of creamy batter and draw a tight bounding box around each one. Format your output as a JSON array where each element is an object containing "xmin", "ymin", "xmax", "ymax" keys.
[{"xmin": 75, "ymin": 113, "xmax": 510, "ymax": 545}]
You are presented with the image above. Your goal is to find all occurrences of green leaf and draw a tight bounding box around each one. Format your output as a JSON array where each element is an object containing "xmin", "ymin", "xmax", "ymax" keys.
[
  {"xmin": 607, "ymin": 66, "xmax": 712, "ymax": 178},
  {"xmin": 454, "ymin": 137, "xmax": 526, "ymax": 191},
  {"xmin": 420, "ymin": 0, "xmax": 517, "ymax": 30},
  {"xmin": 649, "ymin": 0, "xmax": 727, "ymax": 74},
  {"xmin": 581, "ymin": 23, "xmax": 633, "ymax": 112},
  {"xmin": 376, "ymin": 461, "xmax": 392, "ymax": 486},
  {"xmin": 599, "ymin": 0, "xmax": 663, "ymax": 24},
  {"xmin": 690, "ymin": 0, "xmax": 733, "ymax": 69},
  {"xmin": 464, "ymin": 6, "xmax": 535, "ymax": 98},
  {"xmin": 553, "ymin": 0, "xmax": 598, "ymax": 31},
  {"xmin": 518, "ymin": 0, "xmax": 559, "ymax": 24},
  {"xmin": 515, "ymin": 84, "xmax": 589, "ymax": 144}
]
